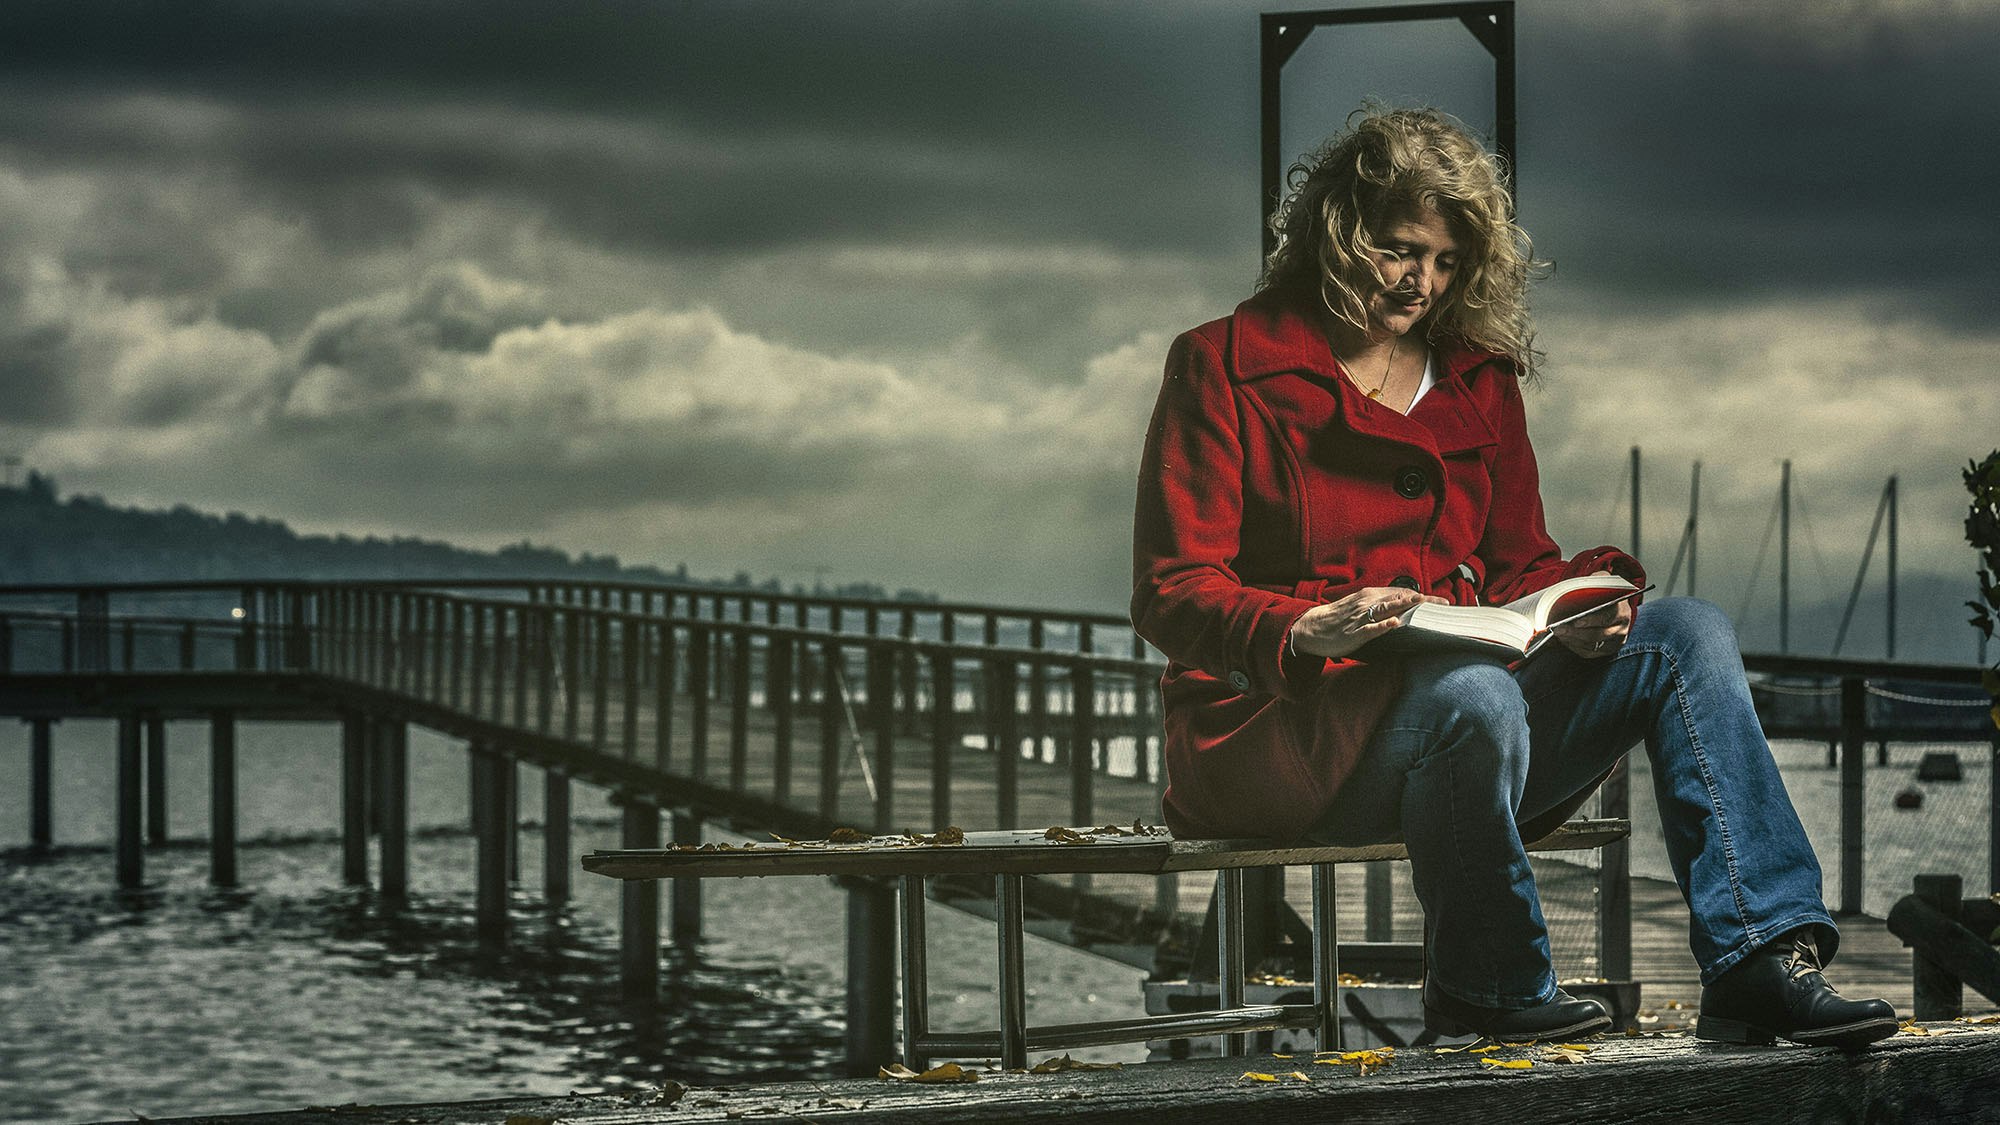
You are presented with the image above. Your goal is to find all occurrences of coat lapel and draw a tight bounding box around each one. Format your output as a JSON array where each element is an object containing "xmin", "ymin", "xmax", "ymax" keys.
[{"xmin": 1227, "ymin": 288, "xmax": 1505, "ymax": 457}]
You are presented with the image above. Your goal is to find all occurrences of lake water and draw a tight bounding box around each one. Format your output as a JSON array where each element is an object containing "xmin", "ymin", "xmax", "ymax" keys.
[
  {"xmin": 0, "ymin": 719, "xmax": 1991, "ymax": 1123},
  {"xmin": 0, "ymin": 720, "xmax": 1149, "ymax": 1124}
]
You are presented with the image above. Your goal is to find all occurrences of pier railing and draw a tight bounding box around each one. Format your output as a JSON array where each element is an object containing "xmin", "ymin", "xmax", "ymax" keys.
[{"xmin": 0, "ymin": 579, "xmax": 1165, "ymax": 840}]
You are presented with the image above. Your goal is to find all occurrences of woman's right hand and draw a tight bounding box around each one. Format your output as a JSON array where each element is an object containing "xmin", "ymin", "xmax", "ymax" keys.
[{"xmin": 1287, "ymin": 587, "xmax": 1446, "ymax": 660}]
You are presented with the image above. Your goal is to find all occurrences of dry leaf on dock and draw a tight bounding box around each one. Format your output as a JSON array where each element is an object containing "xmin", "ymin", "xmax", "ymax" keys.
[
  {"xmin": 1313, "ymin": 1048, "xmax": 1393, "ymax": 1074},
  {"xmin": 878, "ymin": 1062, "xmax": 979, "ymax": 1084}
]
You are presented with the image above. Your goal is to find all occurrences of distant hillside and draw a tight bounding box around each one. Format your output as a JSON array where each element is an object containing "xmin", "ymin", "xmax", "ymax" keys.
[
  {"xmin": 1, "ymin": 471, "xmax": 1982, "ymax": 663},
  {"xmin": 0, "ymin": 471, "xmax": 933, "ymax": 602}
]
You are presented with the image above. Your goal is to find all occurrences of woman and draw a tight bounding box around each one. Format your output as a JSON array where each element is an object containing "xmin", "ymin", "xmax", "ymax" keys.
[{"xmin": 1130, "ymin": 107, "xmax": 1896, "ymax": 1047}]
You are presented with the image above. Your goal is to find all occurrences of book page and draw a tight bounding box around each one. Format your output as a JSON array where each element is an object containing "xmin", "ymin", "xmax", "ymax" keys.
[{"xmin": 1497, "ymin": 575, "xmax": 1639, "ymax": 630}]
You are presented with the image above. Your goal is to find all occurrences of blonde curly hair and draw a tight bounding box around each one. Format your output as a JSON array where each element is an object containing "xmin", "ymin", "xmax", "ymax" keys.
[{"xmin": 1259, "ymin": 105, "xmax": 1546, "ymax": 380}]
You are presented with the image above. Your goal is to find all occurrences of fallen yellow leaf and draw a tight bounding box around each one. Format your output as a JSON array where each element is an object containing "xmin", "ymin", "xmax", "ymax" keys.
[
  {"xmin": 1539, "ymin": 1048, "xmax": 1589, "ymax": 1064},
  {"xmin": 1555, "ymin": 1043, "xmax": 1594, "ymax": 1052},
  {"xmin": 1468, "ymin": 1044, "xmax": 1502, "ymax": 1054},
  {"xmin": 1480, "ymin": 1057, "xmax": 1533, "ymax": 1070},
  {"xmin": 1288, "ymin": 1071, "xmax": 1313, "ymax": 1082},
  {"xmin": 879, "ymin": 1062, "xmax": 979, "ymax": 1083},
  {"xmin": 1239, "ymin": 1072, "xmax": 1278, "ymax": 1083},
  {"xmin": 1313, "ymin": 1048, "xmax": 1392, "ymax": 1075}
]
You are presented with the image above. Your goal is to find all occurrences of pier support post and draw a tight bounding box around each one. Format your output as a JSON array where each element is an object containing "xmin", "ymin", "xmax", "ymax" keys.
[
  {"xmin": 1839, "ymin": 676, "xmax": 1866, "ymax": 915},
  {"xmin": 1912, "ymin": 874, "xmax": 1965, "ymax": 1021},
  {"xmin": 842, "ymin": 875, "xmax": 897, "ymax": 1077},
  {"xmin": 1363, "ymin": 863, "xmax": 1392, "ymax": 941},
  {"xmin": 209, "ymin": 712, "xmax": 237, "ymax": 886},
  {"xmin": 116, "ymin": 713, "xmax": 143, "ymax": 888},
  {"xmin": 145, "ymin": 713, "xmax": 168, "ymax": 845},
  {"xmin": 1597, "ymin": 757, "xmax": 1634, "ymax": 982},
  {"xmin": 620, "ymin": 799, "xmax": 661, "ymax": 1002},
  {"xmin": 378, "ymin": 720, "xmax": 408, "ymax": 900},
  {"xmin": 544, "ymin": 768, "xmax": 571, "ymax": 907},
  {"xmin": 503, "ymin": 755, "xmax": 520, "ymax": 884},
  {"xmin": 368, "ymin": 717, "xmax": 389, "ymax": 837},
  {"xmin": 472, "ymin": 745, "xmax": 510, "ymax": 939},
  {"xmin": 340, "ymin": 714, "xmax": 369, "ymax": 886},
  {"xmin": 671, "ymin": 810, "xmax": 703, "ymax": 948},
  {"xmin": 29, "ymin": 718, "xmax": 53, "ymax": 851}
]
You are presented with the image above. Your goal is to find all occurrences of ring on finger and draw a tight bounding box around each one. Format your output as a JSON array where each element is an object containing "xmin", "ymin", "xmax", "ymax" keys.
[{"xmin": 1365, "ymin": 603, "xmax": 1380, "ymax": 622}]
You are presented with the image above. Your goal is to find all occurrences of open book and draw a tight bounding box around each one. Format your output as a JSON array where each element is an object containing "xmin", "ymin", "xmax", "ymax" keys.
[{"xmin": 1356, "ymin": 575, "xmax": 1651, "ymax": 660}]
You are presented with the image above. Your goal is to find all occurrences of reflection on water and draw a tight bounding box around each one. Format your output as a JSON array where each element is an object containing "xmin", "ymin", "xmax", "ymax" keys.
[{"xmin": 0, "ymin": 839, "xmax": 843, "ymax": 1125}]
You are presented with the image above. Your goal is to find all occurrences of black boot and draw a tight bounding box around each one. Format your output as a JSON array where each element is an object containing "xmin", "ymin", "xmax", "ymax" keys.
[
  {"xmin": 1696, "ymin": 928, "xmax": 1898, "ymax": 1049},
  {"xmin": 1423, "ymin": 979, "xmax": 1611, "ymax": 1041}
]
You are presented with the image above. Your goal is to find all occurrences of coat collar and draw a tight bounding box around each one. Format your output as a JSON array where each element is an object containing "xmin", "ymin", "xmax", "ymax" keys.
[
  {"xmin": 1227, "ymin": 286, "xmax": 1507, "ymax": 386},
  {"xmin": 1227, "ymin": 287, "xmax": 1508, "ymax": 453}
]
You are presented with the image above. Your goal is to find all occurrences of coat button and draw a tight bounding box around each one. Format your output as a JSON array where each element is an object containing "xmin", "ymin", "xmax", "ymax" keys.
[
  {"xmin": 1228, "ymin": 671, "xmax": 1251, "ymax": 692},
  {"xmin": 1394, "ymin": 466, "xmax": 1428, "ymax": 499},
  {"xmin": 1390, "ymin": 576, "xmax": 1421, "ymax": 591}
]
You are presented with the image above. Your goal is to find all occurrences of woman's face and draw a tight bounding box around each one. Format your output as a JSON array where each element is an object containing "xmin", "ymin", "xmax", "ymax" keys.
[{"xmin": 1362, "ymin": 205, "xmax": 1461, "ymax": 339}]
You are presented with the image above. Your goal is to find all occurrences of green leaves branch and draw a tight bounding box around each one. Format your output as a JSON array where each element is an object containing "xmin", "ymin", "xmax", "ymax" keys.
[{"xmin": 1964, "ymin": 451, "xmax": 2000, "ymax": 722}]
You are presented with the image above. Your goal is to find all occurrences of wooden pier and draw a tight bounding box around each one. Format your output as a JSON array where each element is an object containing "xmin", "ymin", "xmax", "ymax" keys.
[
  {"xmin": 2, "ymin": 578, "xmax": 1993, "ymax": 1075},
  {"xmin": 78, "ymin": 1021, "xmax": 2000, "ymax": 1125}
]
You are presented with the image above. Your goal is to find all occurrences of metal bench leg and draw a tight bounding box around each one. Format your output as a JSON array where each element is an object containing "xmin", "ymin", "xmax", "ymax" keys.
[
  {"xmin": 996, "ymin": 873, "xmax": 1027, "ymax": 1069},
  {"xmin": 898, "ymin": 874, "xmax": 928, "ymax": 1070},
  {"xmin": 1218, "ymin": 867, "xmax": 1246, "ymax": 1057},
  {"xmin": 1311, "ymin": 863, "xmax": 1342, "ymax": 1052}
]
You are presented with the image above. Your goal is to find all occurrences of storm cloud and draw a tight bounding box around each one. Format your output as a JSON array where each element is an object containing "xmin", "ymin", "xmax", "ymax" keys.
[{"xmin": 0, "ymin": 0, "xmax": 1995, "ymax": 652}]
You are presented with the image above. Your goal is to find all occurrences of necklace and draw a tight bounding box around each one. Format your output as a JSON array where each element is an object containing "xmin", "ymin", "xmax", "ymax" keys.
[{"xmin": 1351, "ymin": 336, "xmax": 1399, "ymax": 400}]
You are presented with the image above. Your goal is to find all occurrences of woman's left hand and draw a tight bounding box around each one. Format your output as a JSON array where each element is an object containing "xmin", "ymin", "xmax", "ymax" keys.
[{"xmin": 1549, "ymin": 573, "xmax": 1632, "ymax": 660}]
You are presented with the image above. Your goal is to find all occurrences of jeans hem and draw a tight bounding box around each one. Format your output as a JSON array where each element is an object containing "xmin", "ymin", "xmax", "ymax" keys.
[
  {"xmin": 1427, "ymin": 970, "xmax": 1559, "ymax": 1012},
  {"xmin": 1698, "ymin": 909, "xmax": 1838, "ymax": 987}
]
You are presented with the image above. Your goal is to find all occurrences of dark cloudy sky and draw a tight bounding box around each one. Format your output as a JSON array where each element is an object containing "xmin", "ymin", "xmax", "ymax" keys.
[{"xmin": 3, "ymin": 0, "xmax": 1996, "ymax": 656}]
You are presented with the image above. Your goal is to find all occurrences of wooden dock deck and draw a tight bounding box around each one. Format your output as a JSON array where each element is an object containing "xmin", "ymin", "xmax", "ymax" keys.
[{"xmin": 87, "ymin": 1020, "xmax": 2000, "ymax": 1125}]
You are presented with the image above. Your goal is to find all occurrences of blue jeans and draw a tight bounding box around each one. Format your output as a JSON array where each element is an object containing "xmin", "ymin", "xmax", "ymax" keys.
[{"xmin": 1307, "ymin": 597, "xmax": 1835, "ymax": 1008}]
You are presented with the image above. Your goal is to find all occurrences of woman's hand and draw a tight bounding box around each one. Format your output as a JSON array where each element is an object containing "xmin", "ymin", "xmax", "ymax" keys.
[
  {"xmin": 1287, "ymin": 587, "xmax": 1446, "ymax": 661},
  {"xmin": 1549, "ymin": 572, "xmax": 1633, "ymax": 659}
]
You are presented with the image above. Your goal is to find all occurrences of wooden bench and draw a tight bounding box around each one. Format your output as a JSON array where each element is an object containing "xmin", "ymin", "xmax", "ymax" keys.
[{"xmin": 582, "ymin": 817, "xmax": 1629, "ymax": 1070}]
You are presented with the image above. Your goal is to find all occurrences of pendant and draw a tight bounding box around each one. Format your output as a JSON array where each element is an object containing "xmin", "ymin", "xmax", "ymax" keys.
[{"xmin": 1366, "ymin": 388, "xmax": 1383, "ymax": 400}]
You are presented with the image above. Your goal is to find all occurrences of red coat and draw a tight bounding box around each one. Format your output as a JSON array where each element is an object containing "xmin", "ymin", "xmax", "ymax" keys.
[{"xmin": 1131, "ymin": 289, "xmax": 1642, "ymax": 841}]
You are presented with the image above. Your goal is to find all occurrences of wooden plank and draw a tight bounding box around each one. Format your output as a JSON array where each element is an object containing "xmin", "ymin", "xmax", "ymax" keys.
[
  {"xmin": 1160, "ymin": 820, "xmax": 1629, "ymax": 872},
  {"xmin": 585, "ymin": 828, "xmax": 1177, "ymax": 880},
  {"xmin": 581, "ymin": 820, "xmax": 1629, "ymax": 882},
  {"xmin": 93, "ymin": 1023, "xmax": 2000, "ymax": 1125}
]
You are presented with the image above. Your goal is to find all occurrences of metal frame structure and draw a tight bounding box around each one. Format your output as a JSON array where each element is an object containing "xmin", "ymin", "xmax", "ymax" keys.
[{"xmin": 1260, "ymin": 2, "xmax": 1517, "ymax": 262}]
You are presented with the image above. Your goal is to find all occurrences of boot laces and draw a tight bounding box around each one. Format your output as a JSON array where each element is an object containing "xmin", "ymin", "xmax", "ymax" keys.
[{"xmin": 1783, "ymin": 933, "xmax": 1833, "ymax": 989}]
